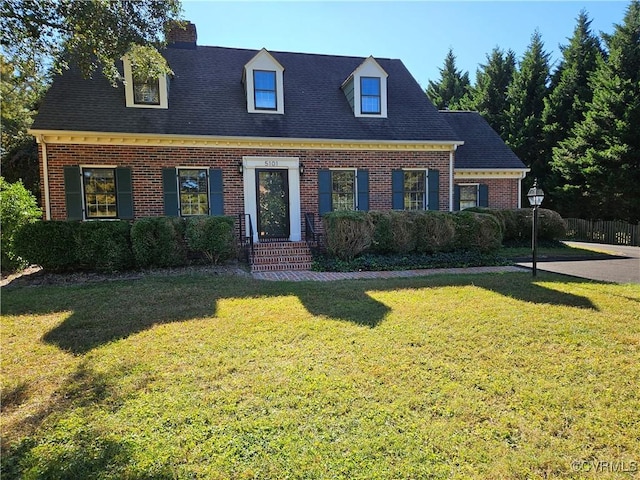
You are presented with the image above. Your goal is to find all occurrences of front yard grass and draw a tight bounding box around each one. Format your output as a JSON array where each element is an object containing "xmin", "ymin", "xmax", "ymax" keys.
[{"xmin": 2, "ymin": 272, "xmax": 639, "ymax": 479}]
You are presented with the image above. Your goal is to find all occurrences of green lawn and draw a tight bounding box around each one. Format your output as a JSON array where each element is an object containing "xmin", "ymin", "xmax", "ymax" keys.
[{"xmin": 2, "ymin": 272, "xmax": 639, "ymax": 479}]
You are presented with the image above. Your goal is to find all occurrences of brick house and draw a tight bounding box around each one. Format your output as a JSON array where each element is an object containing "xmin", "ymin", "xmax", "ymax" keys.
[{"xmin": 30, "ymin": 23, "xmax": 528, "ymax": 265}]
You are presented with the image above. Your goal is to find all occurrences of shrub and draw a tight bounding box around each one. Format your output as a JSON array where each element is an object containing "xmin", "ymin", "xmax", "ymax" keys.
[
  {"xmin": 0, "ymin": 177, "xmax": 41, "ymax": 271},
  {"xmin": 451, "ymin": 211, "xmax": 503, "ymax": 252},
  {"xmin": 76, "ymin": 221, "xmax": 135, "ymax": 272},
  {"xmin": 131, "ymin": 217, "xmax": 188, "ymax": 268},
  {"xmin": 369, "ymin": 211, "xmax": 393, "ymax": 254},
  {"xmin": 185, "ymin": 216, "xmax": 236, "ymax": 264},
  {"xmin": 389, "ymin": 211, "xmax": 416, "ymax": 253},
  {"xmin": 467, "ymin": 207, "xmax": 566, "ymax": 242},
  {"xmin": 13, "ymin": 221, "xmax": 80, "ymax": 272},
  {"xmin": 413, "ymin": 211, "xmax": 456, "ymax": 253},
  {"xmin": 323, "ymin": 211, "xmax": 374, "ymax": 261}
]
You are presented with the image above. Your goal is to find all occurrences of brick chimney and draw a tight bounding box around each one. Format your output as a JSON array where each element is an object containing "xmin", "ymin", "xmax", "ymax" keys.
[{"xmin": 166, "ymin": 21, "xmax": 197, "ymax": 49}]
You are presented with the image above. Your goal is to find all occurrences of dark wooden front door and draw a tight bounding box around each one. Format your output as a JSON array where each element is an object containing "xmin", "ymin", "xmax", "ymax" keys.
[{"xmin": 256, "ymin": 169, "xmax": 290, "ymax": 240}]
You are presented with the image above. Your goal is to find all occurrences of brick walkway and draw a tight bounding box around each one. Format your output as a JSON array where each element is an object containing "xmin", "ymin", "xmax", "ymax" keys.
[{"xmin": 252, "ymin": 265, "xmax": 527, "ymax": 282}]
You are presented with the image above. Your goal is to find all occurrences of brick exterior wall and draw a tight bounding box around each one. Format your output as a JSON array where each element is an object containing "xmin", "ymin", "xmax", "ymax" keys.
[
  {"xmin": 454, "ymin": 178, "xmax": 521, "ymax": 210},
  {"xmin": 40, "ymin": 143, "xmax": 454, "ymax": 222}
]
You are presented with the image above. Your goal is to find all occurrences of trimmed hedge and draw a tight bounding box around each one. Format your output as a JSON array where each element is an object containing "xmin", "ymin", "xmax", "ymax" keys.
[
  {"xmin": 325, "ymin": 210, "xmax": 503, "ymax": 260},
  {"xmin": 130, "ymin": 217, "xmax": 187, "ymax": 268},
  {"xmin": 14, "ymin": 216, "xmax": 237, "ymax": 272},
  {"xmin": 14, "ymin": 221, "xmax": 80, "ymax": 272},
  {"xmin": 466, "ymin": 208, "xmax": 566, "ymax": 242},
  {"xmin": 185, "ymin": 216, "xmax": 236, "ymax": 264},
  {"xmin": 323, "ymin": 211, "xmax": 374, "ymax": 261}
]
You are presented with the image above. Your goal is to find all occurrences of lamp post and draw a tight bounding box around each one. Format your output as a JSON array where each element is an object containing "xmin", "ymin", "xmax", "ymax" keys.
[{"xmin": 527, "ymin": 178, "xmax": 545, "ymax": 277}]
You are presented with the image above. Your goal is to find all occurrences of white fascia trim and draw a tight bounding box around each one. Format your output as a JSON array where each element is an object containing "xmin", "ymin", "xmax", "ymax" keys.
[
  {"xmin": 30, "ymin": 129, "xmax": 464, "ymax": 151},
  {"xmin": 122, "ymin": 56, "xmax": 168, "ymax": 109}
]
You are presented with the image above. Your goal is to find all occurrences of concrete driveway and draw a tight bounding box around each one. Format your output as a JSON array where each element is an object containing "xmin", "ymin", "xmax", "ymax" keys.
[{"xmin": 518, "ymin": 241, "xmax": 640, "ymax": 284}]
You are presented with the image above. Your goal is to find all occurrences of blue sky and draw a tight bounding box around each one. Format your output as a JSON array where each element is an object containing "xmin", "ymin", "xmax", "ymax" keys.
[{"xmin": 180, "ymin": 1, "xmax": 629, "ymax": 89}]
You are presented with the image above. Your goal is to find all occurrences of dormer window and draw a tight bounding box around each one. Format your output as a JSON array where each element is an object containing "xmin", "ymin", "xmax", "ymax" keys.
[
  {"xmin": 133, "ymin": 77, "xmax": 161, "ymax": 105},
  {"xmin": 341, "ymin": 56, "xmax": 388, "ymax": 118},
  {"xmin": 122, "ymin": 56, "xmax": 169, "ymax": 109},
  {"xmin": 243, "ymin": 49, "xmax": 285, "ymax": 115},
  {"xmin": 254, "ymin": 70, "xmax": 277, "ymax": 110},
  {"xmin": 360, "ymin": 77, "xmax": 381, "ymax": 114}
]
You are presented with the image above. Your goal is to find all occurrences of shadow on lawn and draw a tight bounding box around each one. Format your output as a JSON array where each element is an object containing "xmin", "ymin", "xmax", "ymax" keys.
[
  {"xmin": 2, "ymin": 271, "xmax": 599, "ymax": 356},
  {"xmin": 1, "ymin": 361, "xmax": 176, "ymax": 479}
]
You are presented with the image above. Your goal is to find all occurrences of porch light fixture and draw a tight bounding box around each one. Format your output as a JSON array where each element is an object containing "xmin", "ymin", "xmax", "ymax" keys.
[
  {"xmin": 527, "ymin": 178, "xmax": 545, "ymax": 277},
  {"xmin": 238, "ymin": 162, "xmax": 243, "ymax": 174},
  {"xmin": 299, "ymin": 162, "xmax": 305, "ymax": 175}
]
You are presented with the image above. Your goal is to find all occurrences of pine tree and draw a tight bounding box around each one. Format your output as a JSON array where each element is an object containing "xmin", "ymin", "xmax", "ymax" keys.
[
  {"xmin": 505, "ymin": 31, "xmax": 551, "ymax": 194},
  {"xmin": 426, "ymin": 48, "xmax": 470, "ymax": 110},
  {"xmin": 464, "ymin": 47, "xmax": 516, "ymax": 137},
  {"xmin": 551, "ymin": 0, "xmax": 640, "ymax": 222},
  {"xmin": 542, "ymin": 11, "xmax": 604, "ymax": 211}
]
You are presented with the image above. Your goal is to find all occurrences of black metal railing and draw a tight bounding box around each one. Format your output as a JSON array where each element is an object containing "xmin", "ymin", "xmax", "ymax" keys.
[
  {"xmin": 304, "ymin": 212, "xmax": 324, "ymax": 249},
  {"xmin": 238, "ymin": 213, "xmax": 255, "ymax": 263}
]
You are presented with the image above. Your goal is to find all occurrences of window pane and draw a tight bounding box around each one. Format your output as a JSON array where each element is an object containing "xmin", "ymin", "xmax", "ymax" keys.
[
  {"xmin": 254, "ymin": 71, "xmax": 276, "ymax": 90},
  {"xmin": 459, "ymin": 185, "xmax": 478, "ymax": 210},
  {"xmin": 404, "ymin": 171, "xmax": 425, "ymax": 210},
  {"xmin": 179, "ymin": 169, "xmax": 209, "ymax": 216},
  {"xmin": 133, "ymin": 78, "xmax": 160, "ymax": 105},
  {"xmin": 361, "ymin": 77, "xmax": 380, "ymax": 95},
  {"xmin": 331, "ymin": 171, "xmax": 355, "ymax": 211},
  {"xmin": 255, "ymin": 91, "xmax": 276, "ymax": 109},
  {"xmin": 254, "ymin": 70, "xmax": 277, "ymax": 109},
  {"xmin": 83, "ymin": 168, "xmax": 117, "ymax": 218},
  {"xmin": 361, "ymin": 96, "xmax": 380, "ymax": 114}
]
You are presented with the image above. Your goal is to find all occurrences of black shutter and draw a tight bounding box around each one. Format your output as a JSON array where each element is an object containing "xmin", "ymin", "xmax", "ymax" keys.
[
  {"xmin": 392, "ymin": 169, "xmax": 404, "ymax": 210},
  {"xmin": 209, "ymin": 168, "xmax": 224, "ymax": 215},
  {"xmin": 64, "ymin": 166, "xmax": 83, "ymax": 220},
  {"xmin": 162, "ymin": 168, "xmax": 179, "ymax": 216},
  {"xmin": 428, "ymin": 169, "xmax": 439, "ymax": 211},
  {"xmin": 116, "ymin": 167, "xmax": 134, "ymax": 219},
  {"xmin": 357, "ymin": 169, "xmax": 369, "ymax": 211},
  {"xmin": 479, "ymin": 184, "xmax": 489, "ymax": 207},
  {"xmin": 454, "ymin": 185, "xmax": 461, "ymax": 211},
  {"xmin": 318, "ymin": 170, "xmax": 332, "ymax": 215}
]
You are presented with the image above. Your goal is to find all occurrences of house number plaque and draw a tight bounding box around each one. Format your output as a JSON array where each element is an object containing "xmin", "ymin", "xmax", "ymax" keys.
[{"xmin": 264, "ymin": 160, "xmax": 279, "ymax": 167}]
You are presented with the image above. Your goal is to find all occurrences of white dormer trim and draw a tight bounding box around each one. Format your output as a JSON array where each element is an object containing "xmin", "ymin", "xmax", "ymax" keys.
[
  {"xmin": 122, "ymin": 56, "xmax": 169, "ymax": 109},
  {"xmin": 243, "ymin": 48, "xmax": 285, "ymax": 115},
  {"xmin": 341, "ymin": 56, "xmax": 388, "ymax": 118}
]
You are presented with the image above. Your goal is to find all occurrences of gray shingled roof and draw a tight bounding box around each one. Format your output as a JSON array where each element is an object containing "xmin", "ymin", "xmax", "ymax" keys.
[
  {"xmin": 441, "ymin": 111, "xmax": 527, "ymax": 170},
  {"xmin": 32, "ymin": 45, "xmax": 461, "ymax": 142}
]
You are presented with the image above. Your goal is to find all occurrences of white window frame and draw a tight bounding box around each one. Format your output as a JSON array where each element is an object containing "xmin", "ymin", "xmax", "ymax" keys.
[
  {"xmin": 330, "ymin": 168, "xmax": 358, "ymax": 211},
  {"xmin": 123, "ymin": 56, "xmax": 169, "ymax": 109},
  {"xmin": 402, "ymin": 168, "xmax": 428, "ymax": 211},
  {"xmin": 458, "ymin": 183, "xmax": 480, "ymax": 210},
  {"xmin": 244, "ymin": 49, "xmax": 285, "ymax": 115},
  {"xmin": 80, "ymin": 164, "xmax": 118, "ymax": 220},
  {"xmin": 176, "ymin": 166, "xmax": 210, "ymax": 217}
]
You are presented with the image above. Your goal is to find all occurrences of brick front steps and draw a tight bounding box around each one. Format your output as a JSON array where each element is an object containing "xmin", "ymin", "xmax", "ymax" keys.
[{"xmin": 251, "ymin": 241, "xmax": 313, "ymax": 272}]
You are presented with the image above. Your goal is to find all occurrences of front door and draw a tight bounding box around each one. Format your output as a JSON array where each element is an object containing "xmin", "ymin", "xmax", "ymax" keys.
[{"xmin": 256, "ymin": 169, "xmax": 290, "ymax": 240}]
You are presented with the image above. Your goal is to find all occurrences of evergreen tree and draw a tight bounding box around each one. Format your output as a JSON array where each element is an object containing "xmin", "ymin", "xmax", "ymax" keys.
[
  {"xmin": 551, "ymin": 0, "xmax": 640, "ymax": 222},
  {"xmin": 426, "ymin": 48, "xmax": 470, "ymax": 110},
  {"xmin": 505, "ymin": 31, "xmax": 551, "ymax": 194},
  {"xmin": 542, "ymin": 11, "xmax": 604, "ymax": 211},
  {"xmin": 464, "ymin": 47, "xmax": 516, "ymax": 137}
]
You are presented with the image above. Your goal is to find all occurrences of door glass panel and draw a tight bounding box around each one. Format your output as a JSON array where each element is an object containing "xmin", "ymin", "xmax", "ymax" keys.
[{"xmin": 257, "ymin": 170, "xmax": 290, "ymax": 239}]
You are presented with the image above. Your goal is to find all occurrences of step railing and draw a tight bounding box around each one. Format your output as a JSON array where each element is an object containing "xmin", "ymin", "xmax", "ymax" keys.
[
  {"xmin": 238, "ymin": 213, "xmax": 255, "ymax": 263},
  {"xmin": 304, "ymin": 212, "xmax": 324, "ymax": 250}
]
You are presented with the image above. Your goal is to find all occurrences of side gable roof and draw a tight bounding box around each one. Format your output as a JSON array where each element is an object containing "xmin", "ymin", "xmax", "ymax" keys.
[
  {"xmin": 441, "ymin": 111, "xmax": 527, "ymax": 170},
  {"xmin": 32, "ymin": 46, "xmax": 461, "ymax": 143}
]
